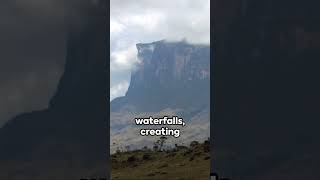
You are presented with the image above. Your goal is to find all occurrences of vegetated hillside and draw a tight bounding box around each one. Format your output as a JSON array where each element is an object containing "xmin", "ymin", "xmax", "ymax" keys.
[{"xmin": 111, "ymin": 139, "xmax": 210, "ymax": 180}]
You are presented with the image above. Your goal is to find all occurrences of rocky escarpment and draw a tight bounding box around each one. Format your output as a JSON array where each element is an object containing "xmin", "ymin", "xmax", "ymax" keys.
[
  {"xmin": 110, "ymin": 40, "xmax": 210, "ymax": 153},
  {"xmin": 111, "ymin": 40, "xmax": 210, "ymax": 112}
]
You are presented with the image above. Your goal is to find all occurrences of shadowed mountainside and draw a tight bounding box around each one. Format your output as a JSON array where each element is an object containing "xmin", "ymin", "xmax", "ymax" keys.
[
  {"xmin": 0, "ymin": 1, "xmax": 108, "ymax": 179},
  {"xmin": 212, "ymin": 0, "xmax": 320, "ymax": 179}
]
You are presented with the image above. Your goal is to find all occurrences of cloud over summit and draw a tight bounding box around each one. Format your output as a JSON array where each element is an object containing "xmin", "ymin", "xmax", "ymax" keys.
[{"xmin": 110, "ymin": 0, "xmax": 210, "ymax": 100}]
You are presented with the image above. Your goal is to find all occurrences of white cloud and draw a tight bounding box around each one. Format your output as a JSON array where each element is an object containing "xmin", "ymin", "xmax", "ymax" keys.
[
  {"xmin": 110, "ymin": 44, "xmax": 138, "ymax": 71},
  {"xmin": 120, "ymin": 12, "xmax": 164, "ymax": 32},
  {"xmin": 110, "ymin": 81, "xmax": 129, "ymax": 101},
  {"xmin": 110, "ymin": 0, "xmax": 210, "ymax": 100},
  {"xmin": 110, "ymin": 20, "xmax": 125, "ymax": 35}
]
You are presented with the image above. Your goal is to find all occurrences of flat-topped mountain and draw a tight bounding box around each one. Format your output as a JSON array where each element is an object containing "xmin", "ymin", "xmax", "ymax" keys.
[
  {"xmin": 111, "ymin": 40, "xmax": 210, "ymax": 112},
  {"xmin": 110, "ymin": 40, "xmax": 210, "ymax": 152}
]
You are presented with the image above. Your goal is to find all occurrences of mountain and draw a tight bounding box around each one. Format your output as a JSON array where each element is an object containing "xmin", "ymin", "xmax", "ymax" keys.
[
  {"xmin": 112, "ymin": 40, "xmax": 210, "ymax": 112},
  {"xmin": 110, "ymin": 40, "xmax": 210, "ymax": 152},
  {"xmin": 0, "ymin": 2, "xmax": 108, "ymax": 179}
]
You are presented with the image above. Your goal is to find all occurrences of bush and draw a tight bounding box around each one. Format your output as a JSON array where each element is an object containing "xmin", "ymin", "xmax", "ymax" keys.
[
  {"xmin": 127, "ymin": 155, "xmax": 136, "ymax": 162},
  {"xmin": 142, "ymin": 153, "xmax": 152, "ymax": 161},
  {"xmin": 190, "ymin": 141, "xmax": 199, "ymax": 149}
]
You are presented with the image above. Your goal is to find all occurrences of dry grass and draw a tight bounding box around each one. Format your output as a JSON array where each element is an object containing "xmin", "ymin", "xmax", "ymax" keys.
[{"xmin": 111, "ymin": 142, "xmax": 210, "ymax": 180}]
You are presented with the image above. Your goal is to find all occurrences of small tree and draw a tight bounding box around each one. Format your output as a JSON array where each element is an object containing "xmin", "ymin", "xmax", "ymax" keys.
[
  {"xmin": 190, "ymin": 141, "xmax": 199, "ymax": 149},
  {"xmin": 153, "ymin": 144, "xmax": 159, "ymax": 151},
  {"xmin": 125, "ymin": 145, "xmax": 131, "ymax": 152},
  {"xmin": 153, "ymin": 136, "xmax": 168, "ymax": 151},
  {"xmin": 143, "ymin": 146, "xmax": 149, "ymax": 151},
  {"xmin": 159, "ymin": 136, "xmax": 167, "ymax": 151},
  {"xmin": 203, "ymin": 137, "xmax": 210, "ymax": 152}
]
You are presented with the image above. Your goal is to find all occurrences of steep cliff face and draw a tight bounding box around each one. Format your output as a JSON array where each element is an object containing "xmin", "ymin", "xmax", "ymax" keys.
[
  {"xmin": 212, "ymin": 0, "xmax": 320, "ymax": 179},
  {"xmin": 50, "ymin": 1, "xmax": 107, "ymax": 112},
  {"xmin": 111, "ymin": 40, "xmax": 210, "ymax": 112},
  {"xmin": 0, "ymin": 1, "xmax": 108, "ymax": 179},
  {"xmin": 130, "ymin": 41, "xmax": 209, "ymax": 87},
  {"xmin": 110, "ymin": 40, "xmax": 210, "ymax": 152}
]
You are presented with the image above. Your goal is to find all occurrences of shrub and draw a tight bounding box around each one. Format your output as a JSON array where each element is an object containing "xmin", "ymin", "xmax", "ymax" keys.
[
  {"xmin": 127, "ymin": 155, "xmax": 136, "ymax": 162},
  {"xmin": 142, "ymin": 153, "xmax": 152, "ymax": 161}
]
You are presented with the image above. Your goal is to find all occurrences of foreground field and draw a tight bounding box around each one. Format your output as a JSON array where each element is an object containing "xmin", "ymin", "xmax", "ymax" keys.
[{"xmin": 111, "ymin": 141, "xmax": 210, "ymax": 180}]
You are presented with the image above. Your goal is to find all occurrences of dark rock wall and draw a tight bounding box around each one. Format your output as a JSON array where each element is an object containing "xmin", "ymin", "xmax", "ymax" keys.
[
  {"xmin": 213, "ymin": 0, "xmax": 320, "ymax": 179},
  {"xmin": 0, "ymin": 1, "xmax": 108, "ymax": 179}
]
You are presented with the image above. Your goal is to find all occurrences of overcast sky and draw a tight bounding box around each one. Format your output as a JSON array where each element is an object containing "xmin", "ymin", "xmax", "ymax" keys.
[
  {"xmin": 0, "ymin": 0, "xmax": 103, "ymax": 127},
  {"xmin": 110, "ymin": 0, "xmax": 210, "ymax": 101},
  {"xmin": 0, "ymin": 0, "xmax": 67, "ymax": 127}
]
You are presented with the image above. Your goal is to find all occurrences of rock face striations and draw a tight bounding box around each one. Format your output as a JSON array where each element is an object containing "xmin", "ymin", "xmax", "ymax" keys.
[
  {"xmin": 110, "ymin": 40, "xmax": 210, "ymax": 152},
  {"xmin": 111, "ymin": 40, "xmax": 210, "ymax": 112}
]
